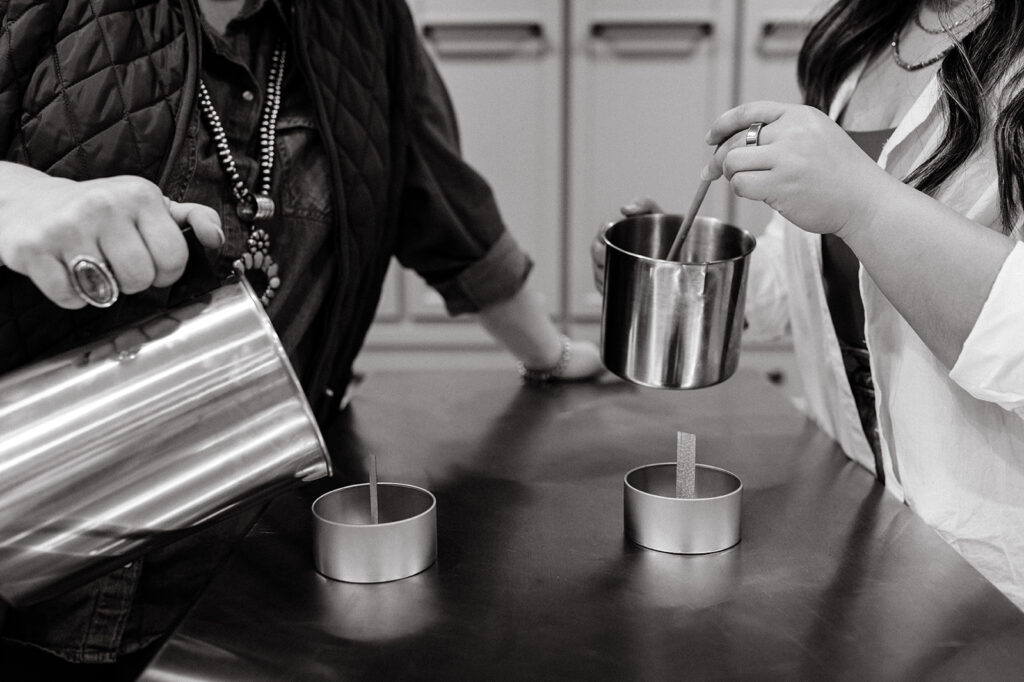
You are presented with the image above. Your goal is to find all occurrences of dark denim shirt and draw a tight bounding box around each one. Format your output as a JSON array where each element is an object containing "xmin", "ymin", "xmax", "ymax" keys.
[
  {"xmin": 183, "ymin": 0, "xmax": 335, "ymax": 380},
  {"xmin": 2, "ymin": 0, "xmax": 531, "ymax": 665}
]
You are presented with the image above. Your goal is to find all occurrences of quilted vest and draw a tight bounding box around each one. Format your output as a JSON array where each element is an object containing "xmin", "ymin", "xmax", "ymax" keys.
[{"xmin": 0, "ymin": 0, "xmax": 415, "ymax": 420}]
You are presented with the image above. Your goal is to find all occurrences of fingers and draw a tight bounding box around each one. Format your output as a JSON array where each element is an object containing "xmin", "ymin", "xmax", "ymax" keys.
[
  {"xmin": 621, "ymin": 196, "xmax": 662, "ymax": 216},
  {"xmin": 705, "ymin": 101, "xmax": 788, "ymax": 147},
  {"xmin": 729, "ymin": 170, "xmax": 774, "ymax": 203},
  {"xmin": 720, "ymin": 145, "xmax": 774, "ymax": 181},
  {"xmin": 166, "ymin": 201, "xmax": 224, "ymax": 249},
  {"xmin": 136, "ymin": 200, "xmax": 189, "ymax": 288},
  {"xmin": 593, "ymin": 196, "xmax": 663, "ymax": 292},
  {"xmin": 703, "ymin": 122, "xmax": 779, "ymax": 181},
  {"xmin": 24, "ymin": 256, "xmax": 89, "ymax": 310},
  {"xmin": 592, "ymin": 196, "xmax": 666, "ymax": 293},
  {"xmin": 591, "ymin": 226, "xmax": 607, "ymax": 294},
  {"xmin": 703, "ymin": 129, "xmax": 744, "ymax": 181},
  {"xmin": 96, "ymin": 225, "xmax": 157, "ymax": 295},
  {"xmin": 0, "ymin": 173, "xmax": 226, "ymax": 308}
]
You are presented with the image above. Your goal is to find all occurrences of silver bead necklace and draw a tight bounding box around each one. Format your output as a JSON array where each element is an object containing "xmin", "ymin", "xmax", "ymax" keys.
[
  {"xmin": 914, "ymin": 0, "xmax": 992, "ymax": 35},
  {"xmin": 197, "ymin": 39, "xmax": 286, "ymax": 306},
  {"xmin": 893, "ymin": 1, "xmax": 992, "ymax": 72},
  {"xmin": 891, "ymin": 28, "xmax": 953, "ymax": 71}
]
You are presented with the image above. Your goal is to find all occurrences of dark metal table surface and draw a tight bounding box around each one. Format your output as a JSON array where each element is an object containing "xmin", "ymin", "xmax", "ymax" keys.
[{"xmin": 141, "ymin": 370, "xmax": 1024, "ymax": 681}]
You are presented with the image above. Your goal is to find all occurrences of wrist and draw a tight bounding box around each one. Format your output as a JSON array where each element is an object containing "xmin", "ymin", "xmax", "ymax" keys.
[
  {"xmin": 518, "ymin": 335, "xmax": 572, "ymax": 383},
  {"xmin": 832, "ymin": 168, "xmax": 899, "ymax": 245}
]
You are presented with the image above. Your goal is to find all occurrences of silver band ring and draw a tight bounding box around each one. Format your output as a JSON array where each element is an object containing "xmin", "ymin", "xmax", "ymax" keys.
[
  {"xmin": 68, "ymin": 255, "xmax": 120, "ymax": 308},
  {"xmin": 745, "ymin": 122, "xmax": 765, "ymax": 146}
]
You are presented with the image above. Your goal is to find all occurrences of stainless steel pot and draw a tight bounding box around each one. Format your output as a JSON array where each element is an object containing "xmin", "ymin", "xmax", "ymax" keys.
[
  {"xmin": 0, "ymin": 280, "xmax": 332, "ymax": 606},
  {"xmin": 601, "ymin": 214, "xmax": 756, "ymax": 389}
]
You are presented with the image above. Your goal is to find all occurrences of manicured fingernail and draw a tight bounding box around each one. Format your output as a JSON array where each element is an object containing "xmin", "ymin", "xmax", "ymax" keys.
[
  {"xmin": 704, "ymin": 130, "xmax": 713, "ymax": 144},
  {"xmin": 700, "ymin": 165, "xmax": 711, "ymax": 181},
  {"xmin": 622, "ymin": 202, "xmax": 639, "ymax": 214}
]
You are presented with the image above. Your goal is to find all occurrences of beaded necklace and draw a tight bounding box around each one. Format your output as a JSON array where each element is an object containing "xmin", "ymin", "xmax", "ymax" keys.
[
  {"xmin": 914, "ymin": 0, "xmax": 992, "ymax": 35},
  {"xmin": 197, "ymin": 39, "xmax": 286, "ymax": 306},
  {"xmin": 892, "ymin": 1, "xmax": 992, "ymax": 72}
]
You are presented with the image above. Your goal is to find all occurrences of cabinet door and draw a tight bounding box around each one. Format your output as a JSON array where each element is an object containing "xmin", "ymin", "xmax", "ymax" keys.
[
  {"xmin": 568, "ymin": 0, "xmax": 738, "ymax": 320},
  {"xmin": 403, "ymin": 0, "xmax": 564, "ymax": 321},
  {"xmin": 732, "ymin": 0, "xmax": 824, "ymax": 236}
]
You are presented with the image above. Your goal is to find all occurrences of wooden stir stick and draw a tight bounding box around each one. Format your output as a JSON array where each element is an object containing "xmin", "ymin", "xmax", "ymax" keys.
[{"xmin": 665, "ymin": 176, "xmax": 712, "ymax": 262}]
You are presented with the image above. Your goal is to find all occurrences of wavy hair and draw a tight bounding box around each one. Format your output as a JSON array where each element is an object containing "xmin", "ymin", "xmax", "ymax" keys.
[{"xmin": 798, "ymin": 0, "xmax": 1024, "ymax": 233}]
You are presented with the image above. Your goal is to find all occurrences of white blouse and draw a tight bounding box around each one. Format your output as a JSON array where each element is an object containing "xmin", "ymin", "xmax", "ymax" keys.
[{"xmin": 745, "ymin": 63, "xmax": 1024, "ymax": 610}]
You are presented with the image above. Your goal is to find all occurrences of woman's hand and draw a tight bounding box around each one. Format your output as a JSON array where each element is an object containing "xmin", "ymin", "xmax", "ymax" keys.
[
  {"xmin": 704, "ymin": 101, "xmax": 899, "ymax": 238},
  {"xmin": 590, "ymin": 197, "xmax": 663, "ymax": 294},
  {"xmin": 0, "ymin": 164, "xmax": 224, "ymax": 309}
]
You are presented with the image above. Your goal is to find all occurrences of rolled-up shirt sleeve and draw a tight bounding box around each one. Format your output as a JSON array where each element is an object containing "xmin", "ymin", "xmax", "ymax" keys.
[
  {"xmin": 950, "ymin": 241, "xmax": 1024, "ymax": 417},
  {"xmin": 394, "ymin": 41, "xmax": 533, "ymax": 316}
]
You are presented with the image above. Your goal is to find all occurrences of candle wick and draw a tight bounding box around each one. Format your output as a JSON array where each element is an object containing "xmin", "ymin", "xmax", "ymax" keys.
[
  {"xmin": 675, "ymin": 432, "xmax": 696, "ymax": 499},
  {"xmin": 369, "ymin": 454, "xmax": 379, "ymax": 524}
]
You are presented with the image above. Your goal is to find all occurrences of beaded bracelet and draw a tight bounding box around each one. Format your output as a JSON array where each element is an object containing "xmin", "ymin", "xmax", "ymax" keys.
[{"xmin": 518, "ymin": 335, "xmax": 572, "ymax": 383}]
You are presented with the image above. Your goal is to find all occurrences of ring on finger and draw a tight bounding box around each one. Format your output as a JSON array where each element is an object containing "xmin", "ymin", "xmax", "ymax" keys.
[
  {"xmin": 67, "ymin": 255, "xmax": 120, "ymax": 308},
  {"xmin": 745, "ymin": 122, "xmax": 765, "ymax": 147}
]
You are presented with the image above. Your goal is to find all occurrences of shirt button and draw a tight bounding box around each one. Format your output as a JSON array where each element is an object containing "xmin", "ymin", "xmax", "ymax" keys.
[{"xmin": 242, "ymin": 90, "xmax": 255, "ymax": 102}]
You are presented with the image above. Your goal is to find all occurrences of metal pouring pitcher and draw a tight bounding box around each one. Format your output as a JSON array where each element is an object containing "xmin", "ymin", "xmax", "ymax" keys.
[
  {"xmin": 0, "ymin": 279, "xmax": 332, "ymax": 606},
  {"xmin": 601, "ymin": 214, "xmax": 756, "ymax": 389}
]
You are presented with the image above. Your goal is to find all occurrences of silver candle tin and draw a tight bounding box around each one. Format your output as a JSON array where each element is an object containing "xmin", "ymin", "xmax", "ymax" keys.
[
  {"xmin": 624, "ymin": 463, "xmax": 742, "ymax": 554},
  {"xmin": 312, "ymin": 483, "xmax": 437, "ymax": 583}
]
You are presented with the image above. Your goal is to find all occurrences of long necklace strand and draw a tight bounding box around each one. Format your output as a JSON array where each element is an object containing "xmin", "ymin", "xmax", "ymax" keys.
[{"xmin": 197, "ymin": 40, "xmax": 286, "ymax": 306}]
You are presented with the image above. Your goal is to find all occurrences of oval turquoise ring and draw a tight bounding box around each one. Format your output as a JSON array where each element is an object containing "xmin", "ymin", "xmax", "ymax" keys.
[{"xmin": 68, "ymin": 255, "xmax": 120, "ymax": 308}]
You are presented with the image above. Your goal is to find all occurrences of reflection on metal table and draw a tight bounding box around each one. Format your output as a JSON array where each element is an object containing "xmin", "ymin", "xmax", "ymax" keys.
[{"xmin": 141, "ymin": 369, "xmax": 1024, "ymax": 680}]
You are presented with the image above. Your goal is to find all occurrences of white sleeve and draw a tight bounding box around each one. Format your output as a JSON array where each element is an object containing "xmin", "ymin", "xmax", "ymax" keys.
[
  {"xmin": 950, "ymin": 241, "xmax": 1024, "ymax": 417},
  {"xmin": 743, "ymin": 211, "xmax": 791, "ymax": 342}
]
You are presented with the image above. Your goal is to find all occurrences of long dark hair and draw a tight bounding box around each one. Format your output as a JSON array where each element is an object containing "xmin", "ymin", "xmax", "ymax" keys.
[{"xmin": 798, "ymin": 0, "xmax": 1024, "ymax": 233}]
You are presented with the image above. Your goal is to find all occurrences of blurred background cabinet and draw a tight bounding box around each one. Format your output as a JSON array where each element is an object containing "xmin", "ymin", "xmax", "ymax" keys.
[{"xmin": 357, "ymin": 0, "xmax": 824, "ymax": 387}]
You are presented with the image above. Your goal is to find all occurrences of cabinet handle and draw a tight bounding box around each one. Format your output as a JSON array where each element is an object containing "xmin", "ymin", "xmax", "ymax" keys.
[
  {"xmin": 757, "ymin": 20, "xmax": 812, "ymax": 57},
  {"xmin": 422, "ymin": 22, "xmax": 547, "ymax": 58},
  {"xmin": 589, "ymin": 21, "xmax": 713, "ymax": 57}
]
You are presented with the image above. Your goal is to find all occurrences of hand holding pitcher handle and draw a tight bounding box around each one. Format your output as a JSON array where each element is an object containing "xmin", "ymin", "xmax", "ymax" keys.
[
  {"xmin": 591, "ymin": 197, "xmax": 664, "ymax": 294},
  {"xmin": 0, "ymin": 161, "xmax": 225, "ymax": 309}
]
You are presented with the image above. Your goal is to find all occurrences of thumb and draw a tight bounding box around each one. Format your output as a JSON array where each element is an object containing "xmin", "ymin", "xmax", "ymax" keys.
[
  {"xmin": 621, "ymin": 196, "xmax": 663, "ymax": 216},
  {"xmin": 166, "ymin": 200, "xmax": 225, "ymax": 248}
]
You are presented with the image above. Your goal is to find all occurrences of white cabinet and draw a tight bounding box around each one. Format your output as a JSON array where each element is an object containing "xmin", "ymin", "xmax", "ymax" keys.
[
  {"xmin": 404, "ymin": 0, "xmax": 564, "ymax": 321},
  {"xmin": 359, "ymin": 0, "xmax": 820, "ymax": 373},
  {"xmin": 567, "ymin": 0, "xmax": 737, "ymax": 320}
]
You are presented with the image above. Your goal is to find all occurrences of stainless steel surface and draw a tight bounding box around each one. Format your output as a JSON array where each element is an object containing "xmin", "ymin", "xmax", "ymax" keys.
[
  {"xmin": 624, "ymin": 463, "xmax": 742, "ymax": 554},
  {"xmin": 313, "ymin": 483, "xmax": 437, "ymax": 583},
  {"xmin": 142, "ymin": 371, "xmax": 1024, "ymax": 681},
  {"xmin": 601, "ymin": 214, "xmax": 756, "ymax": 389},
  {"xmin": 0, "ymin": 280, "xmax": 331, "ymax": 607}
]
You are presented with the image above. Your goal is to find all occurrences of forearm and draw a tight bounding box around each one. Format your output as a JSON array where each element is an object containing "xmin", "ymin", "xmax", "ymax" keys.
[
  {"xmin": 477, "ymin": 279, "xmax": 563, "ymax": 369},
  {"xmin": 840, "ymin": 178, "xmax": 1016, "ymax": 368}
]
